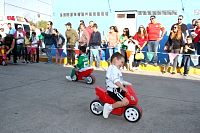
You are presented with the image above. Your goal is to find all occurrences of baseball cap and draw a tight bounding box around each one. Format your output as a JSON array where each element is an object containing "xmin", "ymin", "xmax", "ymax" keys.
[{"xmin": 17, "ymin": 25, "xmax": 22, "ymax": 29}]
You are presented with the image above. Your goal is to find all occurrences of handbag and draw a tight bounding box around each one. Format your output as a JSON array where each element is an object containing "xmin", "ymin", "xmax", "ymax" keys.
[{"xmin": 135, "ymin": 52, "xmax": 144, "ymax": 60}]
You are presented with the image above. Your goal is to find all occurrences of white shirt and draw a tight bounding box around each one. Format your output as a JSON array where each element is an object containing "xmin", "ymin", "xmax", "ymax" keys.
[
  {"xmin": 106, "ymin": 65, "xmax": 123, "ymax": 92},
  {"xmin": 16, "ymin": 32, "xmax": 24, "ymax": 44}
]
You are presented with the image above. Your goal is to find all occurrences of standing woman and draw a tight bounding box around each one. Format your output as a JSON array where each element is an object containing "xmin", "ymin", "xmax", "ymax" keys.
[
  {"xmin": 107, "ymin": 26, "xmax": 119, "ymax": 60},
  {"xmin": 132, "ymin": 25, "xmax": 148, "ymax": 69},
  {"xmin": 163, "ymin": 24, "xmax": 184, "ymax": 74},
  {"xmin": 119, "ymin": 28, "xmax": 130, "ymax": 68},
  {"xmin": 52, "ymin": 28, "xmax": 65, "ymax": 64}
]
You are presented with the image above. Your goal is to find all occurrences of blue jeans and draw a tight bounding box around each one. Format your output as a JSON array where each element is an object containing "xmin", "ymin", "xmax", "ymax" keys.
[
  {"xmin": 45, "ymin": 45, "xmax": 52, "ymax": 63},
  {"xmin": 90, "ymin": 46, "xmax": 100, "ymax": 68},
  {"xmin": 108, "ymin": 47, "xmax": 114, "ymax": 60},
  {"xmin": 147, "ymin": 41, "xmax": 159, "ymax": 63},
  {"xmin": 183, "ymin": 55, "xmax": 191, "ymax": 74}
]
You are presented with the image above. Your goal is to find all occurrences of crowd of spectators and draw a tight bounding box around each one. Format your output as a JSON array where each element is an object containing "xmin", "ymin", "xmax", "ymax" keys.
[{"xmin": 1, "ymin": 15, "xmax": 200, "ymax": 75}]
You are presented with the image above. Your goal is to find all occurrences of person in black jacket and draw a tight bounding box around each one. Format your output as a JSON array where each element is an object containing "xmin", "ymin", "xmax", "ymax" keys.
[
  {"xmin": 89, "ymin": 23, "xmax": 101, "ymax": 68},
  {"xmin": 41, "ymin": 21, "xmax": 54, "ymax": 64}
]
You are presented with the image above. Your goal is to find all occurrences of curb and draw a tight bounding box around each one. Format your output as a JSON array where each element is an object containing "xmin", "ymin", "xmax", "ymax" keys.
[{"xmin": 39, "ymin": 56, "xmax": 200, "ymax": 75}]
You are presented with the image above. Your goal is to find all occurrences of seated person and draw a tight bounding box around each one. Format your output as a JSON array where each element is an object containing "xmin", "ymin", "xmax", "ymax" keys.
[
  {"xmin": 66, "ymin": 46, "xmax": 89, "ymax": 81},
  {"xmin": 103, "ymin": 52, "xmax": 131, "ymax": 119}
]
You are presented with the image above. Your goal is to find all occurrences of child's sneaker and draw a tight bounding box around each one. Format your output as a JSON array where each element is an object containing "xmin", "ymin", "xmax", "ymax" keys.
[
  {"xmin": 103, "ymin": 103, "xmax": 113, "ymax": 118},
  {"xmin": 66, "ymin": 76, "xmax": 72, "ymax": 81}
]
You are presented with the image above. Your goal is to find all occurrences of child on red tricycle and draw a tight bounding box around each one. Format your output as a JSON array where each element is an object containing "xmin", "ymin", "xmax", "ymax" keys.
[
  {"xmin": 90, "ymin": 52, "xmax": 142, "ymax": 122},
  {"xmin": 66, "ymin": 46, "xmax": 95, "ymax": 84}
]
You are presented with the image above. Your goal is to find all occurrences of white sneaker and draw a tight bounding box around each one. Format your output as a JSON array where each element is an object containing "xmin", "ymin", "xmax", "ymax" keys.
[
  {"xmin": 103, "ymin": 103, "xmax": 113, "ymax": 118},
  {"xmin": 66, "ymin": 76, "xmax": 72, "ymax": 81}
]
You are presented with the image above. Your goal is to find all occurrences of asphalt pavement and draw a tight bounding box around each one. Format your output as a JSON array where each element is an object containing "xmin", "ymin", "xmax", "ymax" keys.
[{"xmin": 0, "ymin": 63, "xmax": 200, "ymax": 133}]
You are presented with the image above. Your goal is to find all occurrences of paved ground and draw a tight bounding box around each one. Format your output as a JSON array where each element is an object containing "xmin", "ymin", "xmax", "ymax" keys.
[{"xmin": 0, "ymin": 63, "xmax": 200, "ymax": 133}]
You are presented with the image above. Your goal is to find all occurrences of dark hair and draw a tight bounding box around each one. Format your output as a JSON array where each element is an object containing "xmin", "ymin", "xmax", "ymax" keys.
[
  {"xmin": 178, "ymin": 15, "xmax": 184, "ymax": 18},
  {"xmin": 186, "ymin": 35, "xmax": 192, "ymax": 39},
  {"xmin": 93, "ymin": 23, "xmax": 98, "ymax": 28},
  {"xmin": 32, "ymin": 32, "xmax": 36, "ymax": 36},
  {"xmin": 53, "ymin": 28, "xmax": 58, "ymax": 33},
  {"xmin": 150, "ymin": 15, "xmax": 156, "ymax": 19},
  {"xmin": 79, "ymin": 46, "xmax": 86, "ymax": 53},
  {"xmin": 65, "ymin": 22, "xmax": 72, "ymax": 28},
  {"xmin": 7, "ymin": 23, "xmax": 11, "ymax": 25},
  {"xmin": 48, "ymin": 21, "xmax": 53, "ymax": 26},
  {"xmin": 26, "ymin": 32, "xmax": 30, "ymax": 36},
  {"xmin": 80, "ymin": 23, "xmax": 85, "ymax": 27},
  {"xmin": 89, "ymin": 20, "xmax": 94, "ymax": 23},
  {"xmin": 111, "ymin": 52, "xmax": 124, "ymax": 63},
  {"xmin": 80, "ymin": 20, "xmax": 84, "ymax": 23},
  {"xmin": 122, "ymin": 28, "xmax": 130, "ymax": 37}
]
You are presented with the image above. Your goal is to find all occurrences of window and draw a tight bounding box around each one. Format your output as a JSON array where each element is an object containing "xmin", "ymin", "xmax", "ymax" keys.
[
  {"xmin": 105, "ymin": 12, "xmax": 108, "ymax": 16},
  {"xmin": 23, "ymin": 24, "xmax": 30, "ymax": 32},
  {"xmin": 127, "ymin": 14, "xmax": 135, "ymax": 18},
  {"xmin": 101, "ymin": 12, "xmax": 104, "ymax": 16},
  {"xmin": 81, "ymin": 12, "xmax": 84, "ymax": 16},
  {"xmin": 117, "ymin": 14, "xmax": 125, "ymax": 18}
]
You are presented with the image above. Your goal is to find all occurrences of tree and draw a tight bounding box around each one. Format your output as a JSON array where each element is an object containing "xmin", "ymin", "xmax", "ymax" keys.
[{"xmin": 36, "ymin": 20, "xmax": 48, "ymax": 30}]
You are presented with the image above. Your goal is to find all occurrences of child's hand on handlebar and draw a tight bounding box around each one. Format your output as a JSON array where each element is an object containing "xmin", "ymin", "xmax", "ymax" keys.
[{"xmin": 123, "ymin": 81, "xmax": 132, "ymax": 86}]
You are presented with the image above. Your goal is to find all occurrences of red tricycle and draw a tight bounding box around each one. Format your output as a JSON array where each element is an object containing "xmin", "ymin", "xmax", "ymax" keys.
[
  {"xmin": 90, "ymin": 85, "xmax": 142, "ymax": 122},
  {"xmin": 72, "ymin": 67, "xmax": 96, "ymax": 84}
]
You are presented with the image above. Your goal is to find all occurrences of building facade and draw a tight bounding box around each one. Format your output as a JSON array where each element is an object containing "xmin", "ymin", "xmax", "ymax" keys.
[{"xmin": 0, "ymin": 0, "xmax": 53, "ymax": 22}]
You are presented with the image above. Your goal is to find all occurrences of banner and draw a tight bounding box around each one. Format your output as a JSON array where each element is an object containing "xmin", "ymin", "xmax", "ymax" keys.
[
  {"xmin": 191, "ymin": 55, "xmax": 199, "ymax": 66},
  {"xmin": 146, "ymin": 52, "xmax": 154, "ymax": 61},
  {"xmin": 168, "ymin": 53, "xmax": 178, "ymax": 64}
]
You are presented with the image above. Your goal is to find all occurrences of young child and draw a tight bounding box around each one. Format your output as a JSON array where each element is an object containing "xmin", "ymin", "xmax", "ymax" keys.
[
  {"xmin": 30, "ymin": 32, "xmax": 38, "ymax": 63},
  {"xmin": 126, "ymin": 38, "xmax": 139, "ymax": 71},
  {"xmin": 103, "ymin": 52, "xmax": 131, "ymax": 119},
  {"xmin": 0, "ymin": 34, "xmax": 7, "ymax": 65},
  {"xmin": 66, "ymin": 46, "xmax": 89, "ymax": 81},
  {"xmin": 24, "ymin": 32, "xmax": 31, "ymax": 63},
  {"xmin": 183, "ymin": 36, "xmax": 195, "ymax": 76}
]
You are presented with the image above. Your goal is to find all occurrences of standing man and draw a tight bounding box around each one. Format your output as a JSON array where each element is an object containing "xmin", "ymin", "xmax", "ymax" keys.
[
  {"xmin": 78, "ymin": 23, "xmax": 89, "ymax": 48},
  {"xmin": 65, "ymin": 22, "xmax": 78, "ymax": 66},
  {"xmin": 42, "ymin": 21, "xmax": 54, "ymax": 64},
  {"xmin": 171, "ymin": 15, "xmax": 189, "ymax": 43},
  {"xmin": 146, "ymin": 15, "xmax": 166, "ymax": 66},
  {"xmin": 86, "ymin": 21, "xmax": 94, "ymax": 42},
  {"xmin": 89, "ymin": 23, "xmax": 101, "ymax": 68},
  {"xmin": 7, "ymin": 23, "xmax": 16, "ymax": 35}
]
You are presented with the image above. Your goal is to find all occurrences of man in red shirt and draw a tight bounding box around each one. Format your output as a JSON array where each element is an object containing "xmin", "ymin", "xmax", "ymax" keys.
[
  {"xmin": 146, "ymin": 15, "xmax": 166, "ymax": 66},
  {"xmin": 193, "ymin": 19, "xmax": 200, "ymax": 66}
]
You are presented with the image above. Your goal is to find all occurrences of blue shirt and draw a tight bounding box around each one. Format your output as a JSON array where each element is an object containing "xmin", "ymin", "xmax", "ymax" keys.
[{"xmin": 8, "ymin": 28, "xmax": 16, "ymax": 35}]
